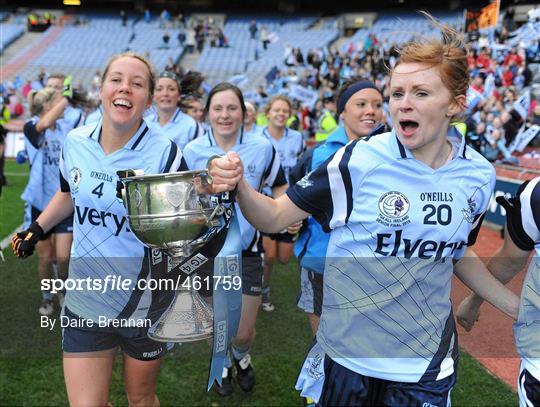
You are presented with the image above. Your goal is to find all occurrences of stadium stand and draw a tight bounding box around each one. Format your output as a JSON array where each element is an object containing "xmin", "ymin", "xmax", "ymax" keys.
[{"xmin": 0, "ymin": 23, "xmax": 25, "ymax": 54}]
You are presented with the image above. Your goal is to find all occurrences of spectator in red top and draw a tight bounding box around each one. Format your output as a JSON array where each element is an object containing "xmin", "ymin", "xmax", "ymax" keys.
[
  {"xmin": 22, "ymin": 80, "xmax": 32, "ymax": 98},
  {"xmin": 503, "ymin": 47, "xmax": 523, "ymax": 67},
  {"xmin": 476, "ymin": 48, "xmax": 491, "ymax": 70},
  {"xmin": 471, "ymin": 75, "xmax": 484, "ymax": 94},
  {"xmin": 502, "ymin": 66, "xmax": 514, "ymax": 87}
]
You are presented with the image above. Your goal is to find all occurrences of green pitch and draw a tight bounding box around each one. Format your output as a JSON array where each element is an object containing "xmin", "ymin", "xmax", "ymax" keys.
[{"xmin": 0, "ymin": 159, "xmax": 518, "ymax": 406}]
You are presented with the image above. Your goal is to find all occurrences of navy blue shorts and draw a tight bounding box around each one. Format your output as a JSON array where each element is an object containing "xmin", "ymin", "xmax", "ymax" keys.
[
  {"xmin": 61, "ymin": 307, "xmax": 170, "ymax": 361},
  {"xmin": 318, "ymin": 356, "xmax": 455, "ymax": 407},
  {"xmin": 197, "ymin": 253, "xmax": 262, "ymax": 297},
  {"xmin": 263, "ymin": 230, "xmax": 296, "ymax": 243},
  {"xmin": 31, "ymin": 206, "xmax": 73, "ymax": 239}
]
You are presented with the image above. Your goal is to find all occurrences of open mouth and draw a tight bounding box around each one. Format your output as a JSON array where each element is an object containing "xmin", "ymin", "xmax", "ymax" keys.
[
  {"xmin": 113, "ymin": 99, "xmax": 132, "ymax": 110},
  {"xmin": 399, "ymin": 120, "xmax": 419, "ymax": 135}
]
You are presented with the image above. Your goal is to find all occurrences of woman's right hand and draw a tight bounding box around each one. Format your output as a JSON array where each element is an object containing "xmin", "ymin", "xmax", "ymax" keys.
[
  {"xmin": 456, "ymin": 294, "xmax": 482, "ymax": 332},
  {"xmin": 208, "ymin": 151, "xmax": 244, "ymax": 193}
]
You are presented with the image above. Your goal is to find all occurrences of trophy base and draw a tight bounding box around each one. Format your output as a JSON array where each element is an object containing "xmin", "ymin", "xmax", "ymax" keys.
[{"xmin": 147, "ymin": 287, "xmax": 213, "ymax": 343}]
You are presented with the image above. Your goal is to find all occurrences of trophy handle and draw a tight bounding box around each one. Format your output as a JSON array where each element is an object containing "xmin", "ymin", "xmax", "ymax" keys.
[
  {"xmin": 116, "ymin": 169, "xmax": 145, "ymax": 204},
  {"xmin": 205, "ymin": 204, "xmax": 225, "ymax": 225}
]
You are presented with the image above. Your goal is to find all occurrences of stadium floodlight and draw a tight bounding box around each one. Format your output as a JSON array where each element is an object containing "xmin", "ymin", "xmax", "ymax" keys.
[{"xmin": 63, "ymin": 0, "xmax": 81, "ymax": 5}]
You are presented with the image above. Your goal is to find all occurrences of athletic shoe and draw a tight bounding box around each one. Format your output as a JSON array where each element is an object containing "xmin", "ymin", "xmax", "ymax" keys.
[
  {"xmin": 261, "ymin": 301, "xmax": 275, "ymax": 312},
  {"xmin": 234, "ymin": 353, "xmax": 255, "ymax": 392},
  {"xmin": 303, "ymin": 396, "xmax": 316, "ymax": 406},
  {"xmin": 39, "ymin": 299, "xmax": 54, "ymax": 316},
  {"xmin": 261, "ymin": 289, "xmax": 275, "ymax": 312},
  {"xmin": 213, "ymin": 367, "xmax": 233, "ymax": 397}
]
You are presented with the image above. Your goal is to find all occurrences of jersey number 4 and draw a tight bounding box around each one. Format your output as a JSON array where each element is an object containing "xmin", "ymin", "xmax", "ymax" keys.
[{"xmin": 92, "ymin": 182, "xmax": 105, "ymax": 199}]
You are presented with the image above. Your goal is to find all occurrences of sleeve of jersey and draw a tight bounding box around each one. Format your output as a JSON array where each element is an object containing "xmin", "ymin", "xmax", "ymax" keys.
[
  {"xmin": 263, "ymin": 144, "xmax": 287, "ymax": 188},
  {"xmin": 181, "ymin": 144, "xmax": 199, "ymax": 170},
  {"xmin": 507, "ymin": 178, "xmax": 540, "ymax": 250},
  {"xmin": 162, "ymin": 141, "xmax": 184, "ymax": 173},
  {"xmin": 59, "ymin": 148, "xmax": 70, "ymax": 192},
  {"xmin": 23, "ymin": 120, "xmax": 42, "ymax": 149},
  {"xmin": 467, "ymin": 170, "xmax": 497, "ymax": 246},
  {"xmin": 287, "ymin": 140, "xmax": 358, "ymax": 233},
  {"xmin": 289, "ymin": 148, "xmax": 313, "ymax": 186}
]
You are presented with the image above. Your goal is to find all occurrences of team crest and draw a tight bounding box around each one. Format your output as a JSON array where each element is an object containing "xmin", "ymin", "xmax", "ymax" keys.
[
  {"xmin": 247, "ymin": 164, "xmax": 257, "ymax": 177},
  {"xmin": 462, "ymin": 197, "xmax": 477, "ymax": 223},
  {"xmin": 70, "ymin": 167, "xmax": 82, "ymax": 193},
  {"xmin": 377, "ymin": 191, "xmax": 411, "ymax": 227},
  {"xmin": 166, "ymin": 185, "xmax": 185, "ymax": 207},
  {"xmin": 307, "ymin": 354, "xmax": 324, "ymax": 379},
  {"xmin": 297, "ymin": 172, "xmax": 314, "ymax": 189}
]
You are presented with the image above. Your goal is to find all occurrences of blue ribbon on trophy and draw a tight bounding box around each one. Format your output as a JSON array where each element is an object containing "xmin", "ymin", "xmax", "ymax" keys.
[{"xmin": 207, "ymin": 203, "xmax": 242, "ymax": 390}]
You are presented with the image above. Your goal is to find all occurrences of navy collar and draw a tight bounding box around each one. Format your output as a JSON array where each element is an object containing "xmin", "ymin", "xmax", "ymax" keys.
[
  {"xmin": 89, "ymin": 119, "xmax": 150, "ymax": 151},
  {"xmin": 206, "ymin": 126, "xmax": 244, "ymax": 148}
]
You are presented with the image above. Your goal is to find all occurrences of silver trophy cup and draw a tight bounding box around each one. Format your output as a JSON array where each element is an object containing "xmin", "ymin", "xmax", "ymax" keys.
[{"xmin": 118, "ymin": 169, "xmax": 225, "ymax": 343}]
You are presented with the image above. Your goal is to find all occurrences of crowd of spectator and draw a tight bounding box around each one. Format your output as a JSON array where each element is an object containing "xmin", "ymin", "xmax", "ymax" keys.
[{"xmin": 1, "ymin": 8, "xmax": 539, "ymax": 169}]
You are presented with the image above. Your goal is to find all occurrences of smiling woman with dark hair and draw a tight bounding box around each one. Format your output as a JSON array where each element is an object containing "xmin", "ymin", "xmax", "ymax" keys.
[{"xmin": 182, "ymin": 82, "xmax": 287, "ymax": 397}]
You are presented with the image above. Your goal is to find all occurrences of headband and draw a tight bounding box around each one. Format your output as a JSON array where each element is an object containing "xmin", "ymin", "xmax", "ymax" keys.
[
  {"xmin": 159, "ymin": 71, "xmax": 180, "ymax": 88},
  {"xmin": 337, "ymin": 81, "xmax": 380, "ymax": 116}
]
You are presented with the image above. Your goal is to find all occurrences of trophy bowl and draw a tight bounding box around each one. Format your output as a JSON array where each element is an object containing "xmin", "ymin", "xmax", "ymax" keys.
[
  {"xmin": 120, "ymin": 169, "xmax": 220, "ymax": 258},
  {"xmin": 118, "ymin": 169, "xmax": 223, "ymax": 342}
]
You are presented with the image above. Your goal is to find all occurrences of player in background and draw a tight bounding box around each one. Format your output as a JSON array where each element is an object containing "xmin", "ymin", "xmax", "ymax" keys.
[
  {"xmin": 12, "ymin": 52, "xmax": 185, "ymax": 407},
  {"xmin": 207, "ymin": 14, "xmax": 520, "ymax": 405},
  {"xmin": 22, "ymin": 80, "xmax": 82, "ymax": 315},
  {"xmin": 259, "ymin": 95, "xmax": 305, "ymax": 311},
  {"xmin": 457, "ymin": 177, "xmax": 540, "ymax": 407},
  {"xmin": 181, "ymin": 94, "xmax": 207, "ymax": 135},
  {"xmin": 45, "ymin": 73, "xmax": 85, "ymax": 129},
  {"xmin": 290, "ymin": 78, "xmax": 384, "ymax": 335},
  {"xmin": 243, "ymin": 101, "xmax": 262, "ymax": 138},
  {"xmin": 183, "ymin": 82, "xmax": 287, "ymax": 397},
  {"xmin": 145, "ymin": 71, "xmax": 199, "ymax": 149}
]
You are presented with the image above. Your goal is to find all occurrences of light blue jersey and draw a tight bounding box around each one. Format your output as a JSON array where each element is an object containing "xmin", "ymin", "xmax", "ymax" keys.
[
  {"xmin": 21, "ymin": 114, "xmax": 82, "ymax": 210},
  {"xmin": 244, "ymin": 124, "xmax": 263, "ymax": 139},
  {"xmin": 288, "ymin": 128, "xmax": 495, "ymax": 382},
  {"xmin": 510, "ymin": 177, "xmax": 540, "ymax": 380},
  {"xmin": 262, "ymin": 126, "xmax": 304, "ymax": 184},
  {"xmin": 146, "ymin": 107, "xmax": 200, "ymax": 150},
  {"xmin": 20, "ymin": 134, "xmax": 43, "ymax": 210},
  {"xmin": 59, "ymin": 119, "xmax": 185, "ymax": 322},
  {"xmin": 59, "ymin": 105, "xmax": 84, "ymax": 130},
  {"xmin": 84, "ymin": 105, "xmax": 102, "ymax": 125},
  {"xmin": 183, "ymin": 128, "xmax": 286, "ymax": 252}
]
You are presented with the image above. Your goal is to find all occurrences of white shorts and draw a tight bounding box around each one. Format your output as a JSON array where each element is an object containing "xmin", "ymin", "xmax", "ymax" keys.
[{"xmin": 297, "ymin": 267, "xmax": 323, "ymax": 316}]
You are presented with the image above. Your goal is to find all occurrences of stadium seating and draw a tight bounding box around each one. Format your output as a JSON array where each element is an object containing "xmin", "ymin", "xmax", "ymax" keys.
[
  {"xmin": 0, "ymin": 23, "xmax": 25, "ymax": 54},
  {"xmin": 9, "ymin": 14, "xmax": 184, "ymax": 86},
  {"xmin": 342, "ymin": 12, "xmax": 463, "ymax": 53},
  {"xmin": 195, "ymin": 15, "xmax": 338, "ymax": 87}
]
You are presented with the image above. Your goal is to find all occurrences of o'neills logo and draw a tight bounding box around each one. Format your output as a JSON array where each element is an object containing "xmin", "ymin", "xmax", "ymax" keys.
[{"xmin": 377, "ymin": 191, "xmax": 411, "ymax": 227}]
